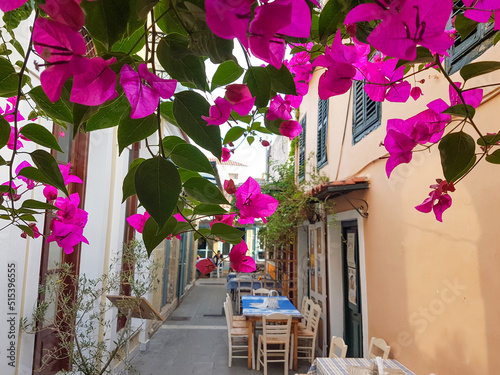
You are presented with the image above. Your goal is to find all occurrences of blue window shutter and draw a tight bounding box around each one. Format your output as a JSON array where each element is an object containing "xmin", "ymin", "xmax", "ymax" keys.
[
  {"xmin": 317, "ymin": 99, "xmax": 328, "ymax": 168},
  {"xmin": 298, "ymin": 115, "xmax": 307, "ymax": 182},
  {"xmin": 352, "ymin": 81, "xmax": 381, "ymax": 144}
]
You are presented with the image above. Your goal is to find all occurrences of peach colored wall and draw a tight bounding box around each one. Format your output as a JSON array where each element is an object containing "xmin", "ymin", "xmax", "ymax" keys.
[{"xmin": 300, "ymin": 44, "xmax": 500, "ymax": 374}]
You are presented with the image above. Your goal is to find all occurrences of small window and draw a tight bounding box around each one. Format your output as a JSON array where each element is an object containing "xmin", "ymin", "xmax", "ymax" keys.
[
  {"xmin": 317, "ymin": 99, "xmax": 328, "ymax": 169},
  {"xmin": 298, "ymin": 115, "xmax": 306, "ymax": 182},
  {"xmin": 352, "ymin": 81, "xmax": 381, "ymax": 144},
  {"xmin": 447, "ymin": 0, "xmax": 495, "ymax": 74}
]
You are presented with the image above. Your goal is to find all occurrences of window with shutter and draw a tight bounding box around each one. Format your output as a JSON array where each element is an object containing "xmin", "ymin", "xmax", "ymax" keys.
[
  {"xmin": 317, "ymin": 99, "xmax": 328, "ymax": 169},
  {"xmin": 352, "ymin": 81, "xmax": 381, "ymax": 144},
  {"xmin": 298, "ymin": 115, "xmax": 307, "ymax": 182},
  {"xmin": 447, "ymin": 1, "xmax": 495, "ymax": 74}
]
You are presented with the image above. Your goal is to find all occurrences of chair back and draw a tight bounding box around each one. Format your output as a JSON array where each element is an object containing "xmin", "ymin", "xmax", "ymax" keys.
[
  {"xmin": 237, "ymin": 277, "xmax": 253, "ymax": 292},
  {"xmin": 252, "ymin": 288, "xmax": 270, "ymax": 296},
  {"xmin": 300, "ymin": 296, "xmax": 309, "ymax": 314},
  {"xmin": 262, "ymin": 313, "xmax": 292, "ymax": 340},
  {"xmin": 368, "ymin": 337, "xmax": 390, "ymax": 359},
  {"xmin": 329, "ymin": 336, "xmax": 348, "ymax": 358},
  {"xmin": 223, "ymin": 302, "xmax": 232, "ymax": 329},
  {"xmin": 302, "ymin": 298, "xmax": 313, "ymax": 323},
  {"xmin": 306, "ymin": 304, "xmax": 322, "ymax": 335}
]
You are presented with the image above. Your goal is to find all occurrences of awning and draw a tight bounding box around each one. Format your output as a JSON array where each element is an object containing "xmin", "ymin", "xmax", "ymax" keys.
[{"xmin": 309, "ymin": 177, "xmax": 369, "ymax": 200}]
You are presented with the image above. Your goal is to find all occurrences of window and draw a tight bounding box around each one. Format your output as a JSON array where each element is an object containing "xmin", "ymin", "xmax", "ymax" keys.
[
  {"xmin": 352, "ymin": 81, "xmax": 381, "ymax": 144},
  {"xmin": 447, "ymin": 0, "xmax": 495, "ymax": 74},
  {"xmin": 317, "ymin": 99, "xmax": 328, "ymax": 169},
  {"xmin": 298, "ymin": 115, "xmax": 306, "ymax": 182}
]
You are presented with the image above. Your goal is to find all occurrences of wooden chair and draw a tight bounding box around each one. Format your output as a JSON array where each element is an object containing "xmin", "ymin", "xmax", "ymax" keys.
[
  {"xmin": 226, "ymin": 294, "xmax": 245, "ymax": 321},
  {"xmin": 224, "ymin": 301, "xmax": 248, "ymax": 328},
  {"xmin": 257, "ymin": 313, "xmax": 292, "ymax": 375},
  {"xmin": 298, "ymin": 298, "xmax": 313, "ymax": 330},
  {"xmin": 295, "ymin": 303, "xmax": 321, "ymax": 364},
  {"xmin": 329, "ymin": 336, "xmax": 348, "ymax": 358},
  {"xmin": 253, "ymin": 288, "xmax": 270, "ymax": 296},
  {"xmin": 224, "ymin": 302, "xmax": 254, "ymax": 368},
  {"xmin": 368, "ymin": 337, "xmax": 391, "ymax": 359},
  {"xmin": 237, "ymin": 276, "xmax": 253, "ymax": 313}
]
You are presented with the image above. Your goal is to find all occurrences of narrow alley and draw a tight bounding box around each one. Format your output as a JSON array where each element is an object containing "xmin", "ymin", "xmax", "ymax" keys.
[{"xmin": 131, "ymin": 278, "xmax": 312, "ymax": 375}]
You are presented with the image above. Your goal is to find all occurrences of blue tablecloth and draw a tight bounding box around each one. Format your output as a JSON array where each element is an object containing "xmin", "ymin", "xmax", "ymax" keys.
[
  {"xmin": 307, "ymin": 358, "xmax": 416, "ymax": 375},
  {"xmin": 226, "ymin": 279, "xmax": 281, "ymax": 291},
  {"xmin": 242, "ymin": 296, "xmax": 302, "ymax": 317},
  {"xmin": 226, "ymin": 272, "xmax": 240, "ymax": 281}
]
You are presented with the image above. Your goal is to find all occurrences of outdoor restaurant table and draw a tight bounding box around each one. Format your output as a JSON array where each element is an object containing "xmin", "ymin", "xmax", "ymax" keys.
[
  {"xmin": 307, "ymin": 358, "xmax": 416, "ymax": 375},
  {"xmin": 242, "ymin": 295, "xmax": 303, "ymax": 371},
  {"xmin": 226, "ymin": 278, "xmax": 281, "ymax": 291}
]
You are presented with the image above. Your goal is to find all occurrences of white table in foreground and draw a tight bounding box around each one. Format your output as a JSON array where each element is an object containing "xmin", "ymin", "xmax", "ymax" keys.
[{"xmin": 307, "ymin": 358, "xmax": 416, "ymax": 375}]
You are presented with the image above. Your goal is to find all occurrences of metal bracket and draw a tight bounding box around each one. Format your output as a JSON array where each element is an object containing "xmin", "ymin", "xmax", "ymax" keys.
[{"xmin": 324, "ymin": 192, "xmax": 369, "ymax": 218}]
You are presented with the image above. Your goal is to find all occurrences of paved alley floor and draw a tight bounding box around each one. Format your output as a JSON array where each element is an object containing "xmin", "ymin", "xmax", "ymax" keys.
[{"xmin": 131, "ymin": 278, "xmax": 312, "ymax": 375}]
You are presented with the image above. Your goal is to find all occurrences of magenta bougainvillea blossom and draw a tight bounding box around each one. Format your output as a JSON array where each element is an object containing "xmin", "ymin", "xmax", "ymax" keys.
[
  {"xmin": 410, "ymin": 86, "xmax": 423, "ymax": 101},
  {"xmin": 463, "ymin": 0, "xmax": 500, "ymax": 29},
  {"xmin": 21, "ymin": 223, "xmax": 41, "ymax": 239},
  {"xmin": 224, "ymin": 179, "xmax": 237, "ymax": 195},
  {"xmin": 126, "ymin": 212, "xmax": 151, "ymax": 234},
  {"xmin": 33, "ymin": 18, "xmax": 118, "ymax": 106},
  {"xmin": 39, "ymin": 0, "xmax": 85, "ymax": 30},
  {"xmin": 210, "ymin": 214, "xmax": 236, "ymax": 227},
  {"xmin": 15, "ymin": 161, "xmax": 36, "ymax": 190},
  {"xmin": 221, "ymin": 147, "xmax": 232, "ymax": 162},
  {"xmin": 279, "ymin": 120, "xmax": 302, "ymax": 140},
  {"xmin": 225, "ymin": 84, "xmax": 255, "ymax": 116},
  {"xmin": 0, "ymin": 0, "xmax": 28, "ymax": 12},
  {"xmin": 415, "ymin": 179, "xmax": 455, "ymax": 222},
  {"xmin": 202, "ymin": 97, "xmax": 232, "ymax": 125},
  {"xmin": 229, "ymin": 240, "xmax": 256, "ymax": 273},
  {"xmin": 235, "ymin": 177, "xmax": 278, "ymax": 224},
  {"xmin": 266, "ymin": 95, "xmax": 293, "ymax": 121},
  {"xmin": 43, "ymin": 185, "xmax": 58, "ymax": 202},
  {"xmin": 120, "ymin": 64, "xmax": 177, "ymax": 119},
  {"xmin": 47, "ymin": 193, "xmax": 89, "ymax": 254},
  {"xmin": 364, "ymin": 58, "xmax": 411, "ymax": 102},
  {"xmin": 1, "ymin": 97, "xmax": 25, "ymax": 123}
]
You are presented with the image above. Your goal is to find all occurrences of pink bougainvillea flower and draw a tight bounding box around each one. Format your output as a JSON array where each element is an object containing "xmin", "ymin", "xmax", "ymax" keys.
[
  {"xmin": 235, "ymin": 177, "xmax": 278, "ymax": 224},
  {"xmin": 410, "ymin": 86, "xmax": 423, "ymax": 101},
  {"xmin": 126, "ymin": 212, "xmax": 151, "ymax": 234},
  {"xmin": 34, "ymin": 18, "xmax": 118, "ymax": 106},
  {"xmin": 229, "ymin": 240, "xmax": 256, "ymax": 273},
  {"xmin": 221, "ymin": 147, "xmax": 232, "ymax": 162},
  {"xmin": 448, "ymin": 82, "xmax": 483, "ymax": 108},
  {"xmin": 285, "ymin": 81, "xmax": 309, "ymax": 108},
  {"xmin": 463, "ymin": 0, "xmax": 500, "ymax": 29},
  {"xmin": 415, "ymin": 179, "xmax": 455, "ymax": 222},
  {"xmin": 225, "ymin": 84, "xmax": 255, "ymax": 116},
  {"xmin": 248, "ymin": 0, "xmax": 311, "ymax": 69},
  {"xmin": 1, "ymin": 97, "xmax": 25, "ymax": 123},
  {"xmin": 20, "ymin": 223, "xmax": 41, "ymax": 239},
  {"xmin": 47, "ymin": 193, "xmax": 88, "ymax": 254},
  {"xmin": 1, "ymin": 181, "xmax": 20, "ymax": 201},
  {"xmin": 59, "ymin": 163, "xmax": 83, "ymax": 185},
  {"xmin": 0, "ymin": 0, "xmax": 28, "ymax": 12},
  {"xmin": 8, "ymin": 127, "xmax": 24, "ymax": 150},
  {"xmin": 210, "ymin": 213, "xmax": 236, "ymax": 227},
  {"xmin": 196, "ymin": 258, "xmax": 216, "ymax": 274},
  {"xmin": 205, "ymin": 0, "xmax": 254, "ymax": 48},
  {"xmin": 384, "ymin": 127, "xmax": 416, "ymax": 178},
  {"xmin": 347, "ymin": 0, "xmax": 454, "ymax": 60},
  {"xmin": 15, "ymin": 161, "xmax": 36, "ymax": 190},
  {"xmin": 266, "ymin": 95, "xmax": 292, "ymax": 121},
  {"xmin": 173, "ymin": 213, "xmax": 187, "ymax": 222},
  {"xmin": 224, "ymin": 179, "xmax": 237, "ymax": 194},
  {"xmin": 39, "ymin": 0, "xmax": 85, "ymax": 30},
  {"xmin": 202, "ymin": 97, "xmax": 232, "ymax": 125},
  {"xmin": 279, "ymin": 120, "xmax": 302, "ymax": 140},
  {"xmin": 364, "ymin": 58, "xmax": 411, "ymax": 102},
  {"xmin": 43, "ymin": 185, "xmax": 58, "ymax": 201},
  {"xmin": 120, "ymin": 64, "xmax": 177, "ymax": 119}
]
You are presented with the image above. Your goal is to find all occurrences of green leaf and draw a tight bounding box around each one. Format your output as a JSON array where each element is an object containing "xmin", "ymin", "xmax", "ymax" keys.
[
  {"xmin": 455, "ymin": 13, "xmax": 478, "ymax": 41},
  {"xmin": 162, "ymin": 135, "xmax": 187, "ymax": 154},
  {"xmin": 244, "ymin": 67, "xmax": 271, "ymax": 108},
  {"xmin": 266, "ymin": 64, "xmax": 297, "ymax": 95},
  {"xmin": 155, "ymin": 1, "xmax": 188, "ymax": 36},
  {"xmin": 86, "ymin": 95, "xmax": 130, "ymax": 131},
  {"xmin": 211, "ymin": 60, "xmax": 244, "ymax": 91},
  {"xmin": 159, "ymin": 101, "xmax": 178, "ymax": 127},
  {"xmin": 318, "ymin": 0, "xmax": 349, "ymax": 44},
  {"xmin": 17, "ymin": 167, "xmax": 53, "ymax": 186},
  {"xmin": 136, "ymin": 0, "xmax": 159, "ymax": 19},
  {"xmin": 17, "ymin": 224, "xmax": 34, "ymax": 238},
  {"xmin": 178, "ymin": 168, "xmax": 202, "ymax": 182},
  {"xmin": 135, "ymin": 158, "xmax": 181, "ymax": 228},
  {"xmin": 0, "ymin": 56, "xmax": 20, "ymax": 97},
  {"xmin": 72, "ymin": 103, "xmax": 99, "ymax": 131},
  {"xmin": 460, "ymin": 61, "xmax": 500, "ymax": 81},
  {"xmin": 183, "ymin": 177, "xmax": 228, "ymax": 204},
  {"xmin": 111, "ymin": 27, "xmax": 145, "ymax": 54},
  {"xmin": 194, "ymin": 227, "xmax": 211, "ymax": 241},
  {"xmin": 29, "ymin": 86, "xmax": 73, "ymax": 124},
  {"xmin": 223, "ymin": 126, "xmax": 246, "ymax": 144},
  {"xmin": 142, "ymin": 216, "xmax": 177, "ymax": 255},
  {"xmin": 0, "ymin": 117, "xmax": 10, "ymax": 149},
  {"xmin": 477, "ymin": 133, "xmax": 500, "ymax": 147},
  {"xmin": 494, "ymin": 31, "xmax": 500, "ymax": 46},
  {"xmin": 80, "ymin": 0, "xmax": 131, "ymax": 50},
  {"xmin": 439, "ymin": 132, "xmax": 476, "ymax": 183},
  {"xmin": 3, "ymin": 2, "xmax": 32, "ymax": 31},
  {"xmin": 171, "ymin": 221, "xmax": 192, "ymax": 236},
  {"xmin": 118, "ymin": 112, "xmax": 157, "ymax": 154},
  {"xmin": 157, "ymin": 34, "xmax": 208, "ymax": 91},
  {"xmin": 21, "ymin": 199, "xmax": 57, "ymax": 210},
  {"xmin": 486, "ymin": 149, "xmax": 500, "ymax": 164},
  {"xmin": 193, "ymin": 204, "xmax": 227, "ymax": 216},
  {"xmin": 30, "ymin": 150, "xmax": 68, "ymax": 195},
  {"xmin": 0, "ymin": 155, "xmax": 6, "ymax": 166},
  {"xmin": 20, "ymin": 123, "xmax": 63, "ymax": 152},
  {"xmin": 247, "ymin": 136, "xmax": 254, "ymax": 145},
  {"xmin": 264, "ymin": 117, "xmax": 282, "ymax": 135},
  {"xmin": 122, "ymin": 158, "xmax": 145, "ymax": 202},
  {"xmin": 210, "ymin": 223, "xmax": 244, "ymax": 244},
  {"xmin": 170, "ymin": 144, "xmax": 215, "ymax": 174},
  {"xmin": 173, "ymin": 91, "xmax": 222, "ymax": 159},
  {"xmin": 442, "ymin": 104, "xmax": 476, "ymax": 118},
  {"xmin": 189, "ymin": 24, "xmax": 235, "ymax": 64}
]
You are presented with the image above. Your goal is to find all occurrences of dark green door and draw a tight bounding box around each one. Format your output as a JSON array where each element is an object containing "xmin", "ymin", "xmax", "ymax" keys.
[{"xmin": 342, "ymin": 220, "xmax": 363, "ymax": 357}]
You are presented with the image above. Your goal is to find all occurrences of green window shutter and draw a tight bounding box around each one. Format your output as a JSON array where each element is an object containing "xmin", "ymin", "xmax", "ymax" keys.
[
  {"xmin": 317, "ymin": 99, "xmax": 328, "ymax": 168},
  {"xmin": 352, "ymin": 81, "xmax": 381, "ymax": 144},
  {"xmin": 298, "ymin": 115, "xmax": 307, "ymax": 182}
]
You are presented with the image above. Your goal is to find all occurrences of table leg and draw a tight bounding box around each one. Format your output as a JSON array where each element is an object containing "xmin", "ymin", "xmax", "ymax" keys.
[
  {"xmin": 293, "ymin": 321, "xmax": 298, "ymax": 370},
  {"xmin": 247, "ymin": 320, "xmax": 253, "ymax": 369}
]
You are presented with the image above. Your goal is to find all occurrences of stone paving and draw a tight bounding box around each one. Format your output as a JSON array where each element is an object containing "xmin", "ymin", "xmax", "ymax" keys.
[{"xmin": 131, "ymin": 278, "xmax": 312, "ymax": 375}]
